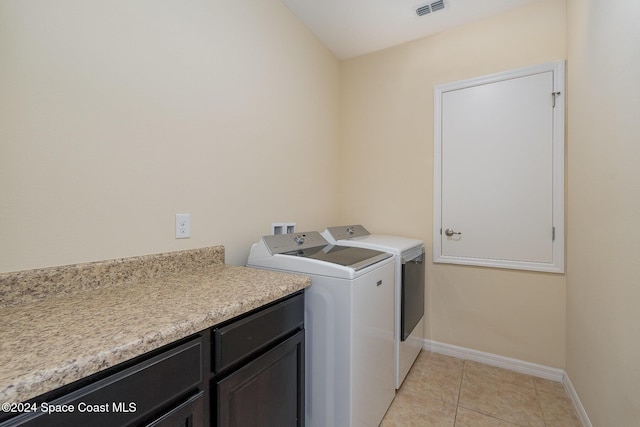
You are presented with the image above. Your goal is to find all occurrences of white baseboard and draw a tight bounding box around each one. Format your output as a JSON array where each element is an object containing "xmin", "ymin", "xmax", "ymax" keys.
[
  {"xmin": 562, "ymin": 373, "xmax": 593, "ymax": 427},
  {"xmin": 422, "ymin": 339, "xmax": 591, "ymax": 426},
  {"xmin": 423, "ymin": 339, "xmax": 564, "ymax": 381}
]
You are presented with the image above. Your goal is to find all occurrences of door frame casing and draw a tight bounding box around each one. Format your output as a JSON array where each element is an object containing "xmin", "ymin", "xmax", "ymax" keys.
[{"xmin": 433, "ymin": 60, "xmax": 565, "ymax": 273}]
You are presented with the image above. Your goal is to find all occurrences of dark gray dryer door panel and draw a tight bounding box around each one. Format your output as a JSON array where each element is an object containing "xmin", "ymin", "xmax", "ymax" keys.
[{"xmin": 401, "ymin": 251, "xmax": 425, "ymax": 341}]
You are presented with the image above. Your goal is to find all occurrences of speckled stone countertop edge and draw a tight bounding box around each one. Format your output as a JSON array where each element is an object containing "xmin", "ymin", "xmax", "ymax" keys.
[
  {"xmin": 0, "ymin": 246, "xmax": 225, "ymax": 308},
  {"xmin": 0, "ymin": 248, "xmax": 311, "ymax": 404}
]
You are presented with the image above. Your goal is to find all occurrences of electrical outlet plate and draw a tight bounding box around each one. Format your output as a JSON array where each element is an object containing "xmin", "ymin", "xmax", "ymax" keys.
[{"xmin": 176, "ymin": 214, "xmax": 191, "ymax": 239}]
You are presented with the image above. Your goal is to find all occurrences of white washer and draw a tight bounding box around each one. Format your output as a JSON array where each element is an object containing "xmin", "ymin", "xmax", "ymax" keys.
[
  {"xmin": 247, "ymin": 231, "xmax": 395, "ymax": 427},
  {"xmin": 322, "ymin": 225, "xmax": 425, "ymax": 389}
]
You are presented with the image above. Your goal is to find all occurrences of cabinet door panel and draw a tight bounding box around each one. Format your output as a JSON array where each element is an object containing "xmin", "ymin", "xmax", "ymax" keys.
[{"xmin": 216, "ymin": 331, "xmax": 304, "ymax": 427}]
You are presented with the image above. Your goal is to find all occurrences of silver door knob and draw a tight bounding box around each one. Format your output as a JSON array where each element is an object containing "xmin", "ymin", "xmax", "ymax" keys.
[{"xmin": 444, "ymin": 228, "xmax": 461, "ymax": 237}]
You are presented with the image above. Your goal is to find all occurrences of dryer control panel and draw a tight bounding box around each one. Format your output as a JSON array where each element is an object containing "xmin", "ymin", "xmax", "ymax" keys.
[{"xmin": 324, "ymin": 224, "xmax": 370, "ymax": 240}]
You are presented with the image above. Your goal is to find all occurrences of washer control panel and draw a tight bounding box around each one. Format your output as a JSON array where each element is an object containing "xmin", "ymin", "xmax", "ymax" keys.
[{"xmin": 262, "ymin": 231, "xmax": 329, "ymax": 254}]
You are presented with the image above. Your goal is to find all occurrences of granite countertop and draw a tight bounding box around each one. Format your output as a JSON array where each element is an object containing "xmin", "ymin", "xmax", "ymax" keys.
[{"xmin": 0, "ymin": 246, "xmax": 310, "ymax": 404}]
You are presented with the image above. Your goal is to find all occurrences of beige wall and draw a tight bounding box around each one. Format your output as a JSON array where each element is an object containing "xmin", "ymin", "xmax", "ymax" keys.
[
  {"xmin": 0, "ymin": 0, "xmax": 340, "ymax": 272},
  {"xmin": 339, "ymin": 0, "xmax": 567, "ymax": 367},
  {"xmin": 566, "ymin": 0, "xmax": 640, "ymax": 424}
]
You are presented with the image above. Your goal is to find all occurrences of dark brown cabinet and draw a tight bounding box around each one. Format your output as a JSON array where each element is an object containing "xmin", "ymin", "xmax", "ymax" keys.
[
  {"xmin": 212, "ymin": 291, "xmax": 305, "ymax": 427},
  {"xmin": 0, "ymin": 291, "xmax": 304, "ymax": 427},
  {"xmin": 216, "ymin": 332, "xmax": 304, "ymax": 427}
]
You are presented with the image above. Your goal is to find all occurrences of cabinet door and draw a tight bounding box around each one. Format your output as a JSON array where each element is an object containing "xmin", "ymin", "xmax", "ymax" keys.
[{"xmin": 216, "ymin": 331, "xmax": 304, "ymax": 427}]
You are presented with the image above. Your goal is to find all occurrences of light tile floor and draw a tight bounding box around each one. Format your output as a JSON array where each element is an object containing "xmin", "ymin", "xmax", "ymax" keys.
[{"xmin": 381, "ymin": 351, "xmax": 582, "ymax": 426}]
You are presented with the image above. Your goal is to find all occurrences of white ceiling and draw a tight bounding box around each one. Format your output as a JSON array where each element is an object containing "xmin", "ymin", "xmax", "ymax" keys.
[{"xmin": 280, "ymin": 0, "xmax": 540, "ymax": 59}]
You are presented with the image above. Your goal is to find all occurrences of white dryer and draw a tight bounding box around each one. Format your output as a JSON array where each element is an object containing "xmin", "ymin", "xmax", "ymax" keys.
[
  {"xmin": 322, "ymin": 225, "xmax": 425, "ymax": 389},
  {"xmin": 247, "ymin": 231, "xmax": 395, "ymax": 427}
]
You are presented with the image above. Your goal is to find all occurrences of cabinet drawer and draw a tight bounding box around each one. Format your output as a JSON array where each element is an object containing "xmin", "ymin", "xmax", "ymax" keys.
[
  {"xmin": 3, "ymin": 338, "xmax": 202, "ymax": 427},
  {"xmin": 213, "ymin": 293, "xmax": 304, "ymax": 373}
]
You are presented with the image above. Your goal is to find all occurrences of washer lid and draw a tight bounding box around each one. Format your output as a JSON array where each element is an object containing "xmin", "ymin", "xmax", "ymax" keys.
[
  {"xmin": 282, "ymin": 245, "xmax": 391, "ymax": 271},
  {"xmin": 262, "ymin": 231, "xmax": 391, "ymax": 271}
]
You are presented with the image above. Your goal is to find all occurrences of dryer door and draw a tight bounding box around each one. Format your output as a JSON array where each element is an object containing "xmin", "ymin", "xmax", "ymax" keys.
[{"xmin": 401, "ymin": 250, "xmax": 425, "ymax": 341}]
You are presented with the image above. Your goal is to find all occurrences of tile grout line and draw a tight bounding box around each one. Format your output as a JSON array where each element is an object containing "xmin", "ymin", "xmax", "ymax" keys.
[
  {"xmin": 531, "ymin": 376, "xmax": 548, "ymax": 427},
  {"xmin": 452, "ymin": 359, "xmax": 467, "ymax": 425},
  {"xmin": 536, "ymin": 378, "xmax": 553, "ymax": 427}
]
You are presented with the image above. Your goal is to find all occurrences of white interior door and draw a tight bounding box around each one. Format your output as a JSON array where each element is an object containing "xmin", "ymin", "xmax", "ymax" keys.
[{"xmin": 433, "ymin": 61, "xmax": 564, "ymax": 273}]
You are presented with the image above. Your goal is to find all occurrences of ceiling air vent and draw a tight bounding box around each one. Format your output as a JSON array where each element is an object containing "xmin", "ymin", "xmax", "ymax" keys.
[
  {"xmin": 416, "ymin": 0, "xmax": 446, "ymax": 17},
  {"xmin": 416, "ymin": 4, "xmax": 431, "ymax": 16},
  {"xmin": 431, "ymin": 0, "xmax": 445, "ymax": 12}
]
